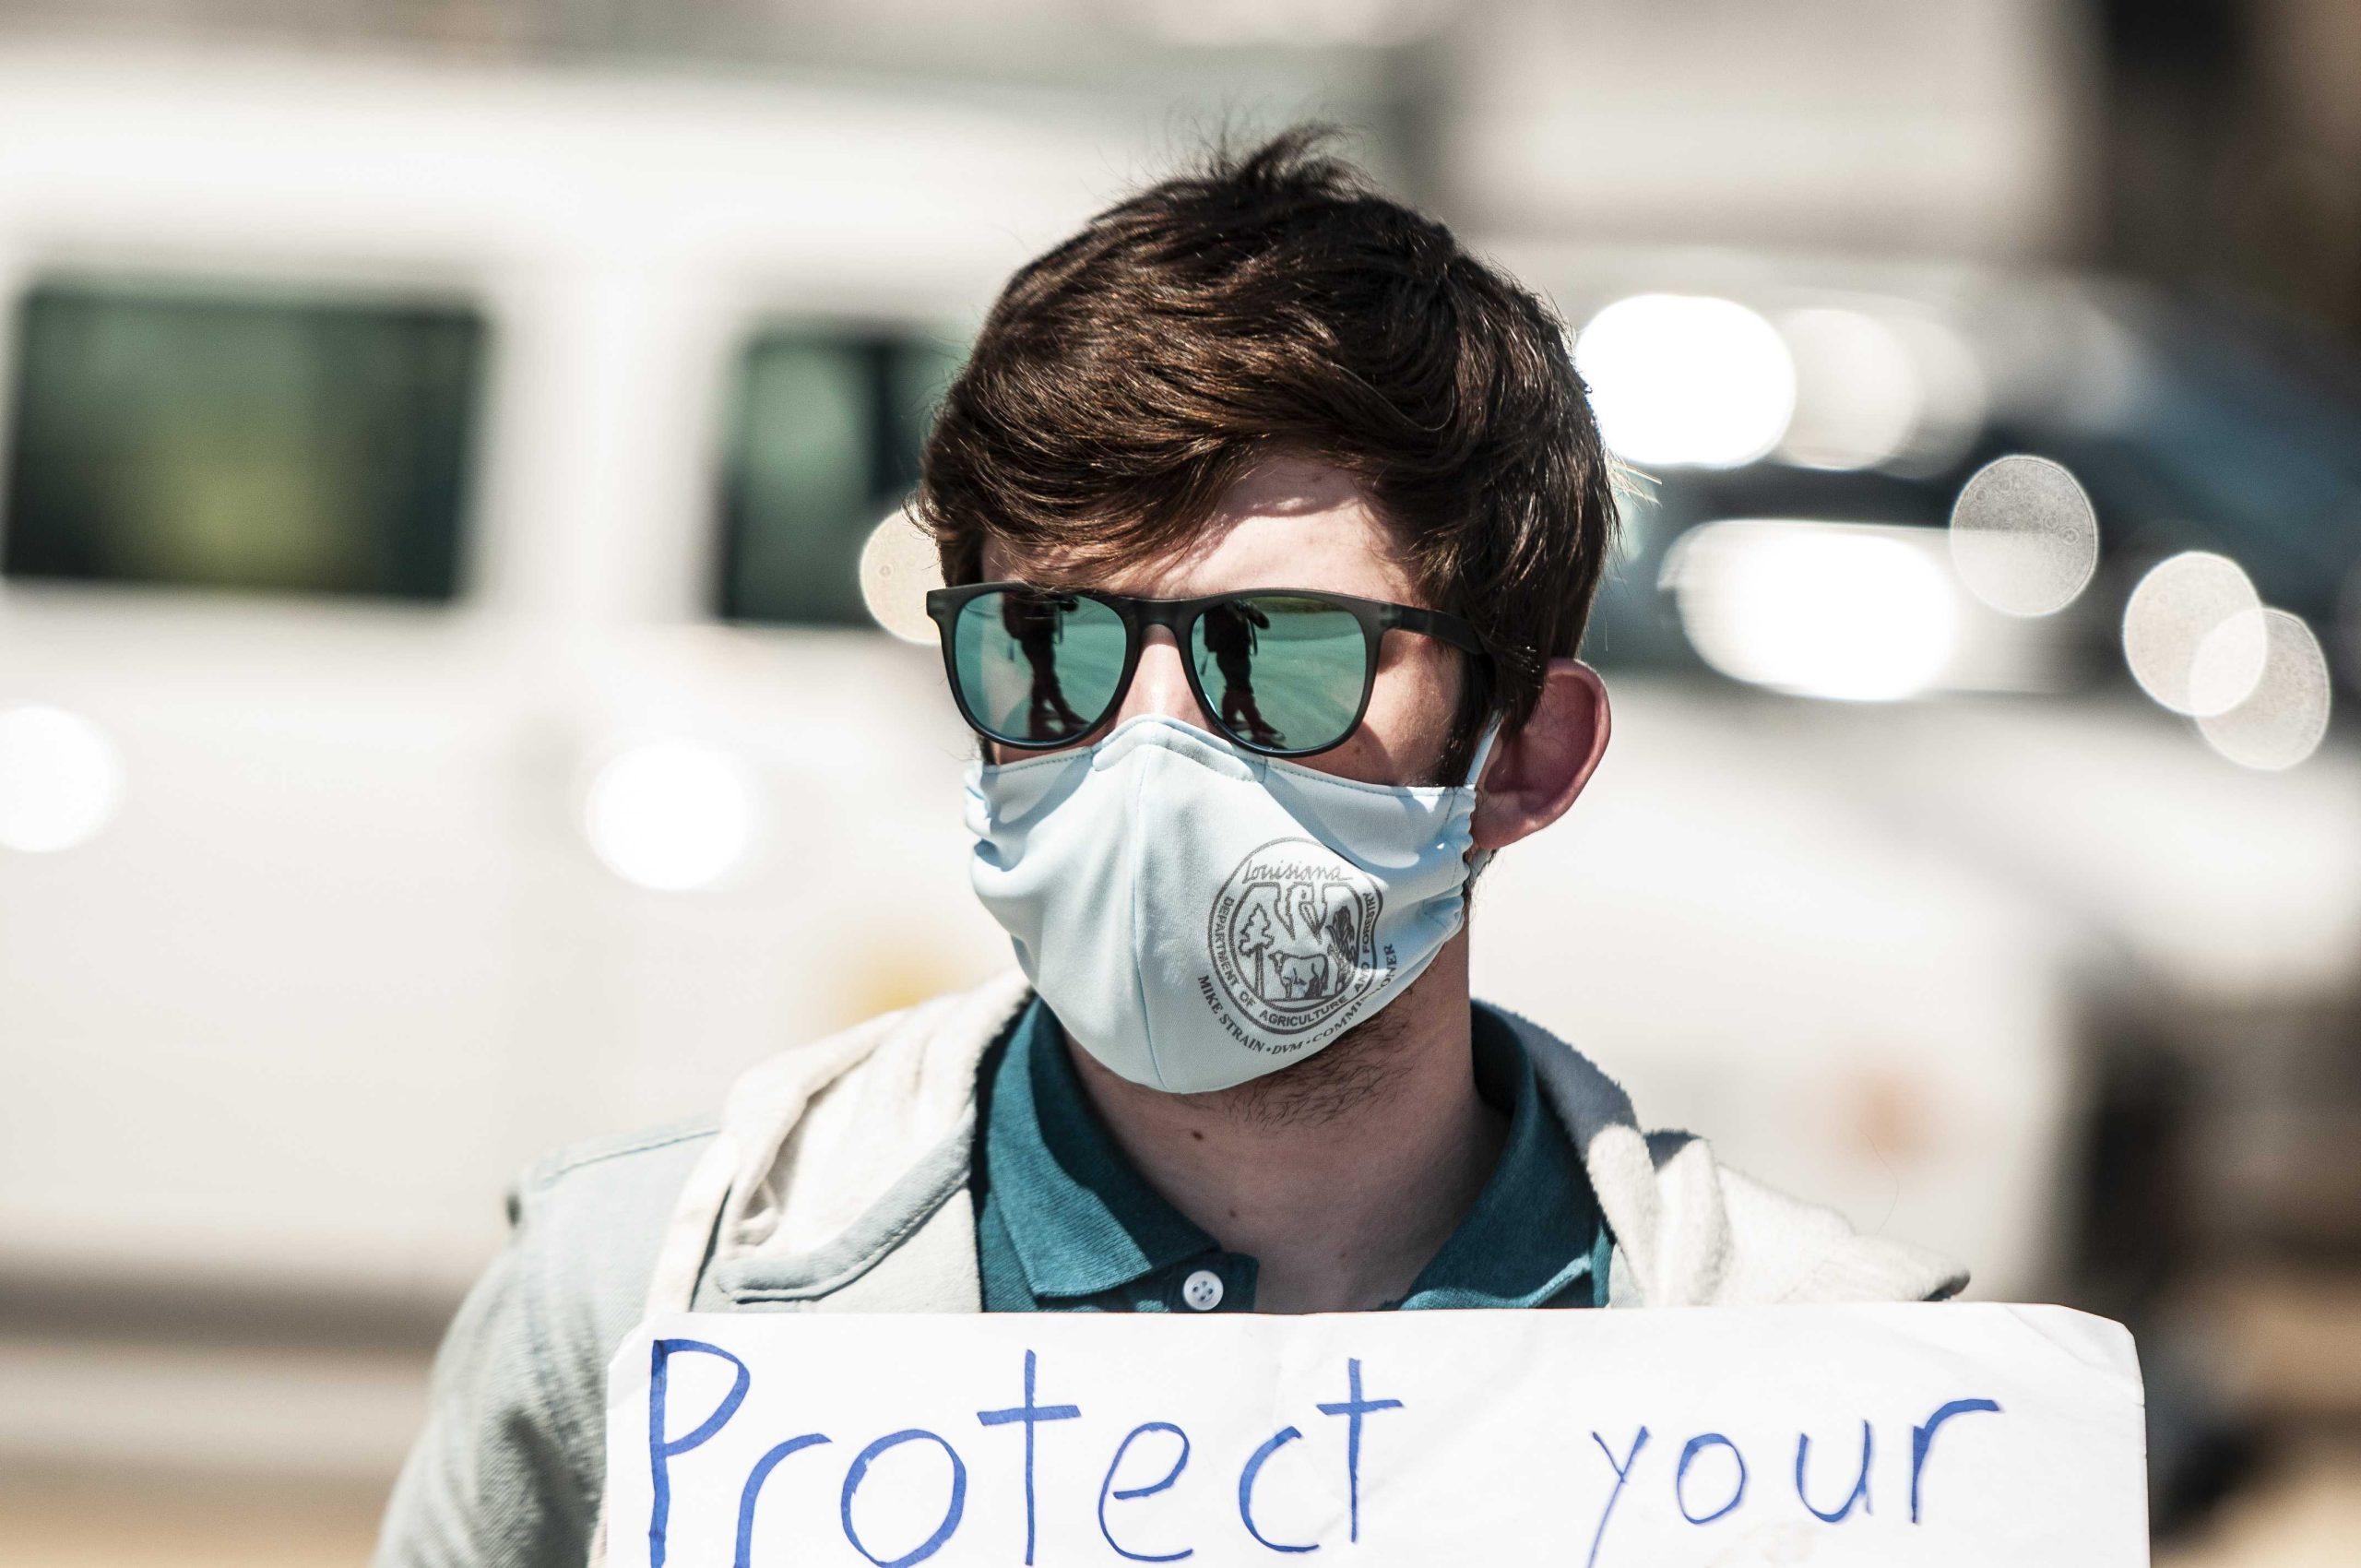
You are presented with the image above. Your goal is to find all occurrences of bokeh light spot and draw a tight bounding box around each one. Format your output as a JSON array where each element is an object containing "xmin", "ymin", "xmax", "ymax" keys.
[
  {"xmin": 1947, "ymin": 455, "xmax": 2097, "ymax": 618},
  {"xmin": 0, "ymin": 703, "xmax": 127, "ymax": 853},
  {"xmin": 2122, "ymin": 552, "xmax": 2265, "ymax": 716},
  {"xmin": 1776, "ymin": 307, "xmax": 1923, "ymax": 471},
  {"xmin": 2198, "ymin": 610, "xmax": 2332, "ymax": 771},
  {"xmin": 583, "ymin": 739, "xmax": 758, "ymax": 892},
  {"xmin": 860, "ymin": 505, "xmax": 944, "ymax": 645},
  {"xmin": 1667, "ymin": 519, "xmax": 1959, "ymax": 701},
  {"xmin": 1575, "ymin": 294, "xmax": 1796, "ymax": 469}
]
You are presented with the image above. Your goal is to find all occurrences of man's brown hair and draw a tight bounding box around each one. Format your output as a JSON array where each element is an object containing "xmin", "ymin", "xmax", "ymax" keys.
[{"xmin": 917, "ymin": 127, "xmax": 1617, "ymax": 778}]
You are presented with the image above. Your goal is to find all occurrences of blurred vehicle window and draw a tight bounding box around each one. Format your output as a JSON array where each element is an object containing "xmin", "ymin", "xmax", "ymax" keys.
[
  {"xmin": 718, "ymin": 326, "xmax": 963, "ymax": 626},
  {"xmin": 3, "ymin": 277, "xmax": 484, "ymax": 601}
]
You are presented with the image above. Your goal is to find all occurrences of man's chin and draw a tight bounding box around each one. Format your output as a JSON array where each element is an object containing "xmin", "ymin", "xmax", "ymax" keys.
[{"xmin": 1178, "ymin": 989, "xmax": 1427, "ymax": 1130}]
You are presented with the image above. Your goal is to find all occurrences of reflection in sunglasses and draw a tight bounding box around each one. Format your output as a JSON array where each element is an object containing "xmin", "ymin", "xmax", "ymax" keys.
[
  {"xmin": 1000, "ymin": 597, "xmax": 1089, "ymax": 741},
  {"xmin": 1199, "ymin": 604, "xmax": 1287, "ymax": 749}
]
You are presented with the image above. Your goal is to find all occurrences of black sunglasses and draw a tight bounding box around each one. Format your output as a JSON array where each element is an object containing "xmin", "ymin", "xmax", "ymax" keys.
[{"xmin": 923, "ymin": 582, "xmax": 1489, "ymax": 759}]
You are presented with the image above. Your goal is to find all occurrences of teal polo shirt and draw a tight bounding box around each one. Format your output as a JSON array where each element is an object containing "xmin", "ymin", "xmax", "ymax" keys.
[{"xmin": 971, "ymin": 997, "xmax": 1610, "ymax": 1313}]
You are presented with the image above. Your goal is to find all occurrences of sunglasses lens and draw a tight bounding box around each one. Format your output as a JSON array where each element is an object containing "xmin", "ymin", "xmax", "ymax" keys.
[
  {"xmin": 952, "ymin": 589, "xmax": 1127, "ymax": 745},
  {"xmin": 1190, "ymin": 595, "xmax": 1369, "ymax": 754}
]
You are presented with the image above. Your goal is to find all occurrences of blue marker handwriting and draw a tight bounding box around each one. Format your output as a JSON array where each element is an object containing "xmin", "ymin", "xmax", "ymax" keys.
[{"xmin": 646, "ymin": 1339, "xmax": 2001, "ymax": 1564}]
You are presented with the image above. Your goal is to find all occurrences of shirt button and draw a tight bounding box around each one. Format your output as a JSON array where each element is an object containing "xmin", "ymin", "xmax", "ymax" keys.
[{"xmin": 1180, "ymin": 1268, "xmax": 1225, "ymax": 1312}]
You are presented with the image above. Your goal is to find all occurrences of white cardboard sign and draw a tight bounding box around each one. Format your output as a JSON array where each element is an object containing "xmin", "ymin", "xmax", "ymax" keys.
[{"xmin": 604, "ymin": 1303, "xmax": 2146, "ymax": 1567}]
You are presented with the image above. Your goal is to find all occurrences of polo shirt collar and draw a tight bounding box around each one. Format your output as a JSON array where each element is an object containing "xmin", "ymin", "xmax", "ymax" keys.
[
  {"xmin": 1390, "ymin": 1003, "xmax": 1604, "ymax": 1310},
  {"xmin": 985, "ymin": 996, "xmax": 1602, "ymax": 1309}
]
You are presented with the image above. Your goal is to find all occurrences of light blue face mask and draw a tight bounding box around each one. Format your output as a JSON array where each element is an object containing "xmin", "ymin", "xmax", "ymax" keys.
[{"xmin": 965, "ymin": 715, "xmax": 1500, "ymax": 1093}]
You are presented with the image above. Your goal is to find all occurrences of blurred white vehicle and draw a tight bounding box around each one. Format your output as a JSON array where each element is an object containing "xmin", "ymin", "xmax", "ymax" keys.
[{"xmin": 0, "ymin": 47, "xmax": 2094, "ymax": 1473}]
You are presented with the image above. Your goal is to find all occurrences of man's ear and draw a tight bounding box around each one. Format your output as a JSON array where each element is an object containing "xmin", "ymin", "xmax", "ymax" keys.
[{"xmin": 1469, "ymin": 659, "xmax": 1610, "ymax": 852}]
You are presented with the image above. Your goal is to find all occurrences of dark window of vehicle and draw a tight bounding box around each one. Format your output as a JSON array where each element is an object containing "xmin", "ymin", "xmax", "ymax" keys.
[
  {"xmin": 718, "ymin": 327, "xmax": 965, "ymax": 626},
  {"xmin": 3, "ymin": 278, "xmax": 484, "ymax": 600}
]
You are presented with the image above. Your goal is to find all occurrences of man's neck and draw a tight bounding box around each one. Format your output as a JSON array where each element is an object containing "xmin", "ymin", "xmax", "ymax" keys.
[{"xmin": 1064, "ymin": 934, "xmax": 1505, "ymax": 1313}]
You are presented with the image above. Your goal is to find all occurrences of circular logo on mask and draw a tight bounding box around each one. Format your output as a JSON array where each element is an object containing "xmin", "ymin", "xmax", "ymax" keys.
[{"xmin": 1204, "ymin": 837, "xmax": 1387, "ymax": 1042}]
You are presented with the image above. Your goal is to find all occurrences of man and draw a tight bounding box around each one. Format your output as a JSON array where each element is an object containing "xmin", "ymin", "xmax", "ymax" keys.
[{"xmin": 376, "ymin": 130, "xmax": 1962, "ymax": 1567}]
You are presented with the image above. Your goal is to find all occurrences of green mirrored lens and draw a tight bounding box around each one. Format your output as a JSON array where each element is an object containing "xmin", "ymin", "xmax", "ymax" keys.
[
  {"xmin": 1191, "ymin": 596, "xmax": 1368, "ymax": 753},
  {"xmin": 954, "ymin": 590, "xmax": 1127, "ymax": 744}
]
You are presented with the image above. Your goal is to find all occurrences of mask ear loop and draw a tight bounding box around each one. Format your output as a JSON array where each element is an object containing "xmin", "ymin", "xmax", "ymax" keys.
[
  {"xmin": 1462, "ymin": 713, "xmax": 1506, "ymax": 790},
  {"xmin": 1462, "ymin": 714, "xmax": 1507, "ymax": 891}
]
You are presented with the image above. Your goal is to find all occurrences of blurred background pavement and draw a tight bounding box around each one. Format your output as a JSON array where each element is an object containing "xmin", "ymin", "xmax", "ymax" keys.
[{"xmin": 1, "ymin": 1, "xmax": 2358, "ymax": 1562}]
